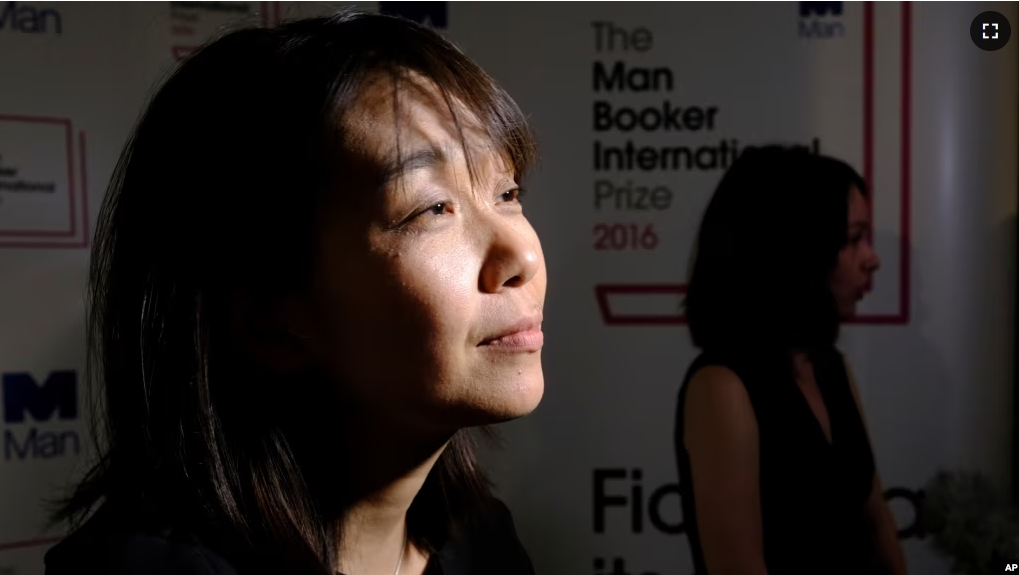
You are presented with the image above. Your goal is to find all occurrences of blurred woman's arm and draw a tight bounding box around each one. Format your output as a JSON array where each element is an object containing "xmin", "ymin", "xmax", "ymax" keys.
[
  {"xmin": 844, "ymin": 362, "xmax": 909, "ymax": 575},
  {"xmin": 684, "ymin": 366, "xmax": 770, "ymax": 575},
  {"xmin": 863, "ymin": 474, "xmax": 908, "ymax": 575}
]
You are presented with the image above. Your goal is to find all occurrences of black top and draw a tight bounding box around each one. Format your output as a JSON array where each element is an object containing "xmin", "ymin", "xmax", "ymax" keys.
[
  {"xmin": 674, "ymin": 347, "xmax": 881, "ymax": 575},
  {"xmin": 44, "ymin": 498, "xmax": 535, "ymax": 575}
]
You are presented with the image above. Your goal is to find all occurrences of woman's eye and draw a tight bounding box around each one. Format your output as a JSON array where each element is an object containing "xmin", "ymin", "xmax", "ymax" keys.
[
  {"xmin": 424, "ymin": 202, "xmax": 448, "ymax": 216},
  {"xmin": 500, "ymin": 187, "xmax": 527, "ymax": 204}
]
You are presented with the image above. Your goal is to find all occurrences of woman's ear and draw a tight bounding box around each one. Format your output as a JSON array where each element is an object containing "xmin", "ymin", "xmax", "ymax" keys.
[{"xmin": 228, "ymin": 292, "xmax": 316, "ymax": 374}]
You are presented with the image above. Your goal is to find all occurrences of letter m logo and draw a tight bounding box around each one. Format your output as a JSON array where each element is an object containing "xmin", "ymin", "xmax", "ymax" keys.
[
  {"xmin": 800, "ymin": 2, "xmax": 843, "ymax": 17},
  {"xmin": 2, "ymin": 371, "xmax": 77, "ymax": 423},
  {"xmin": 378, "ymin": 2, "xmax": 448, "ymax": 29}
]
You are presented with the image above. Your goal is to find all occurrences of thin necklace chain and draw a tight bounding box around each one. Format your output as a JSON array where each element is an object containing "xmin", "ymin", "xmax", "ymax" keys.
[
  {"xmin": 393, "ymin": 529, "xmax": 407, "ymax": 575},
  {"xmin": 335, "ymin": 528, "xmax": 408, "ymax": 575}
]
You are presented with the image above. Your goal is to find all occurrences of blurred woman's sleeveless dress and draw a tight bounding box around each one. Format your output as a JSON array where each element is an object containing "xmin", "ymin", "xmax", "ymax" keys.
[{"xmin": 674, "ymin": 347, "xmax": 884, "ymax": 575}]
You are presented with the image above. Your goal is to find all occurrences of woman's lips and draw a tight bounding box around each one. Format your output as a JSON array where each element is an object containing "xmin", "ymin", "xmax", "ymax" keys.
[{"xmin": 479, "ymin": 329, "xmax": 544, "ymax": 352}]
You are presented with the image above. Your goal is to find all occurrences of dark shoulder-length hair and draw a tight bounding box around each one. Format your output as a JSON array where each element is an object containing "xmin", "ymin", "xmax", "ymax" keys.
[
  {"xmin": 684, "ymin": 145, "xmax": 866, "ymax": 354},
  {"xmin": 53, "ymin": 10, "xmax": 536, "ymax": 575}
]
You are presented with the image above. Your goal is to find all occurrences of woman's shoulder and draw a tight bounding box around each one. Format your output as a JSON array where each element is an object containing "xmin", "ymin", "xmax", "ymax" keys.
[
  {"xmin": 44, "ymin": 507, "xmax": 236, "ymax": 575},
  {"xmin": 679, "ymin": 350, "xmax": 754, "ymax": 399},
  {"xmin": 676, "ymin": 348, "xmax": 792, "ymax": 426},
  {"xmin": 437, "ymin": 497, "xmax": 535, "ymax": 575},
  {"xmin": 682, "ymin": 347, "xmax": 806, "ymax": 390}
]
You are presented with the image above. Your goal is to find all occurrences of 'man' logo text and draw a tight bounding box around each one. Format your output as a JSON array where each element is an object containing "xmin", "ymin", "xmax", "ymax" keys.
[
  {"xmin": 2, "ymin": 370, "xmax": 80, "ymax": 461},
  {"xmin": 0, "ymin": 2, "xmax": 62, "ymax": 34},
  {"xmin": 799, "ymin": 1, "xmax": 844, "ymax": 39}
]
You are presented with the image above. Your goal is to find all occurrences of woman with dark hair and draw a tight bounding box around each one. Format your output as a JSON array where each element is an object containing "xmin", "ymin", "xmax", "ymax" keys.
[
  {"xmin": 674, "ymin": 147, "xmax": 907, "ymax": 575},
  {"xmin": 45, "ymin": 11, "xmax": 544, "ymax": 575}
]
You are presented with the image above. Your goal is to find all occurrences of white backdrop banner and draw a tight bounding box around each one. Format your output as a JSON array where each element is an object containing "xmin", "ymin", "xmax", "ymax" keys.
[{"xmin": 0, "ymin": 2, "xmax": 1015, "ymax": 575}]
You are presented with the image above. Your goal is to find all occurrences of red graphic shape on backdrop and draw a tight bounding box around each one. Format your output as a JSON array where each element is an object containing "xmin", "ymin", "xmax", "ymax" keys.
[{"xmin": 0, "ymin": 117, "xmax": 89, "ymax": 249}]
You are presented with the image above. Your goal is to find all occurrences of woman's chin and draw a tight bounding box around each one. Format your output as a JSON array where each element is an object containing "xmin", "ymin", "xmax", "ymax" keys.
[
  {"xmin": 501, "ymin": 375, "xmax": 545, "ymax": 420},
  {"xmin": 461, "ymin": 372, "xmax": 545, "ymax": 426}
]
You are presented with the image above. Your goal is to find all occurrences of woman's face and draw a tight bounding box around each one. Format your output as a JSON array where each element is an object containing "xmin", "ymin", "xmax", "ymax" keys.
[
  {"xmin": 302, "ymin": 74, "xmax": 546, "ymax": 436},
  {"xmin": 829, "ymin": 186, "xmax": 880, "ymax": 319}
]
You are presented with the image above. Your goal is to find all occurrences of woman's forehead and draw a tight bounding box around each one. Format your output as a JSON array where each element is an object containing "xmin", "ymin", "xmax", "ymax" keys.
[
  {"xmin": 343, "ymin": 73, "xmax": 487, "ymax": 152},
  {"xmin": 339, "ymin": 72, "xmax": 510, "ymax": 178}
]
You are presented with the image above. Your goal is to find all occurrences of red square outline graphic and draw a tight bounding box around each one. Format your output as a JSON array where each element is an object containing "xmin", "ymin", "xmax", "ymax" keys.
[
  {"xmin": 597, "ymin": 3, "xmax": 911, "ymax": 327},
  {"xmin": 0, "ymin": 119, "xmax": 90, "ymax": 249},
  {"xmin": 0, "ymin": 115, "xmax": 76, "ymax": 238}
]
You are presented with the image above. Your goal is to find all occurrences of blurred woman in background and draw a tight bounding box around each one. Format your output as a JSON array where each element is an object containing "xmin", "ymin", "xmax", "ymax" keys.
[
  {"xmin": 45, "ymin": 11, "xmax": 545, "ymax": 575},
  {"xmin": 674, "ymin": 147, "xmax": 907, "ymax": 575}
]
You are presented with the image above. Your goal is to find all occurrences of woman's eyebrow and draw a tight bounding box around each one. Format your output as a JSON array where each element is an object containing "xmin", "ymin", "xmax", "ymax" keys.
[{"xmin": 380, "ymin": 147, "xmax": 445, "ymax": 185}]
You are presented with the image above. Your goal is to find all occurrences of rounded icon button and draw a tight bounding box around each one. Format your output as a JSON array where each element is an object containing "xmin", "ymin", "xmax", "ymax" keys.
[{"xmin": 970, "ymin": 11, "xmax": 1011, "ymax": 51}]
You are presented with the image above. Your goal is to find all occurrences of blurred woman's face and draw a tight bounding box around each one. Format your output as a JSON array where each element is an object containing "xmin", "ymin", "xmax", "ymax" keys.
[
  {"xmin": 829, "ymin": 186, "xmax": 880, "ymax": 319},
  {"xmin": 302, "ymin": 73, "xmax": 546, "ymax": 437}
]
